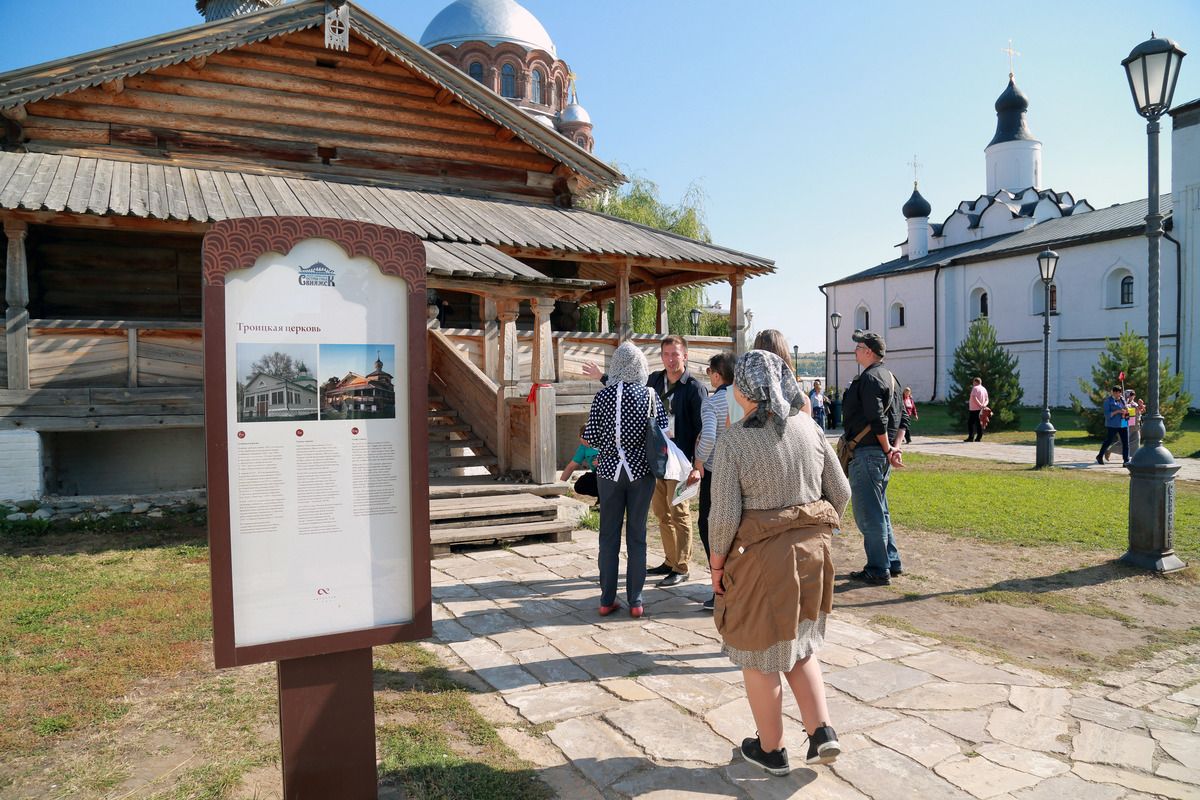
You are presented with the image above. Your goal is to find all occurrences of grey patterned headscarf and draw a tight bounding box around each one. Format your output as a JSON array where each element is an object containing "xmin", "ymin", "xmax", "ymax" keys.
[
  {"xmin": 734, "ymin": 349, "xmax": 805, "ymax": 431},
  {"xmin": 608, "ymin": 341, "xmax": 649, "ymax": 385}
]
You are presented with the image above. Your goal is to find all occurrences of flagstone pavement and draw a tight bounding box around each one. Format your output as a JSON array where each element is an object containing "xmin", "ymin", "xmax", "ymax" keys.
[{"xmin": 426, "ymin": 532, "xmax": 1200, "ymax": 800}]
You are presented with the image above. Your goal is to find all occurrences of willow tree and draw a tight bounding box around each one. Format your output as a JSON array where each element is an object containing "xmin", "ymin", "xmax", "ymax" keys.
[{"xmin": 579, "ymin": 177, "xmax": 714, "ymax": 334}]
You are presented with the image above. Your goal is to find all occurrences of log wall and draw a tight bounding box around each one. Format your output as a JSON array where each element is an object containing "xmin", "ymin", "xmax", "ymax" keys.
[{"xmin": 20, "ymin": 29, "xmax": 560, "ymax": 201}]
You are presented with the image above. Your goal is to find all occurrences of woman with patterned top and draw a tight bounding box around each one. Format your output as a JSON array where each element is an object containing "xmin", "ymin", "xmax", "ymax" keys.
[
  {"xmin": 692, "ymin": 350, "xmax": 735, "ymax": 612},
  {"xmin": 709, "ymin": 350, "xmax": 851, "ymax": 776},
  {"xmin": 582, "ymin": 341, "xmax": 669, "ymax": 618}
]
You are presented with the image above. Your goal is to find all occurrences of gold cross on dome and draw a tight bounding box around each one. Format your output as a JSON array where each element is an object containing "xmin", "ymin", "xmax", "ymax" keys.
[
  {"xmin": 907, "ymin": 154, "xmax": 923, "ymax": 186},
  {"xmin": 1002, "ymin": 39, "xmax": 1021, "ymax": 77}
]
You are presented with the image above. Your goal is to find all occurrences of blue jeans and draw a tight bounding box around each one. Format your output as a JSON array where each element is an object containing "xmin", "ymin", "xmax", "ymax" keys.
[
  {"xmin": 597, "ymin": 472, "xmax": 656, "ymax": 608},
  {"xmin": 812, "ymin": 407, "xmax": 826, "ymax": 429},
  {"xmin": 849, "ymin": 448, "xmax": 901, "ymax": 578},
  {"xmin": 1099, "ymin": 426, "xmax": 1129, "ymax": 463}
]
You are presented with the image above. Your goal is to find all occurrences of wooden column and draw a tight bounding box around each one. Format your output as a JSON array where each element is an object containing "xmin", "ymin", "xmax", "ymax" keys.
[
  {"xmin": 531, "ymin": 297, "xmax": 556, "ymax": 382},
  {"xmin": 496, "ymin": 300, "xmax": 520, "ymax": 391},
  {"xmin": 5, "ymin": 220, "xmax": 29, "ymax": 390},
  {"xmin": 598, "ymin": 302, "xmax": 609, "ymax": 333},
  {"xmin": 615, "ymin": 260, "xmax": 632, "ymax": 341},
  {"xmin": 127, "ymin": 329, "xmax": 139, "ymax": 388},
  {"xmin": 529, "ymin": 384, "xmax": 556, "ymax": 484},
  {"xmin": 655, "ymin": 286, "xmax": 669, "ymax": 334},
  {"xmin": 729, "ymin": 274, "xmax": 746, "ymax": 356},
  {"xmin": 480, "ymin": 297, "xmax": 499, "ymax": 380}
]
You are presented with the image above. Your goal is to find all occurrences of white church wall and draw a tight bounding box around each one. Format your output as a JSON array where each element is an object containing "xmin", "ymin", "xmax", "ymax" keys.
[{"xmin": 1172, "ymin": 107, "xmax": 1200, "ymax": 409}]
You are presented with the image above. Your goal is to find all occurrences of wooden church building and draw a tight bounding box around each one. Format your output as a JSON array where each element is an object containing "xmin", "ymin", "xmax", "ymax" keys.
[{"xmin": 0, "ymin": 0, "xmax": 773, "ymax": 500}]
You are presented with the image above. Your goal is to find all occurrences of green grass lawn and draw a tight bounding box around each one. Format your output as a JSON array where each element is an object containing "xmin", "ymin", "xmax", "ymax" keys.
[
  {"xmin": 881, "ymin": 453, "xmax": 1200, "ymax": 560},
  {"xmin": 907, "ymin": 403, "xmax": 1200, "ymax": 457}
]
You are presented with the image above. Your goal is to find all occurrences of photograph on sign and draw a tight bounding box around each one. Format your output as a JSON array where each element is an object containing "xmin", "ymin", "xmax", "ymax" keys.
[
  {"xmin": 223, "ymin": 238, "xmax": 414, "ymax": 648},
  {"xmin": 236, "ymin": 343, "xmax": 320, "ymax": 423}
]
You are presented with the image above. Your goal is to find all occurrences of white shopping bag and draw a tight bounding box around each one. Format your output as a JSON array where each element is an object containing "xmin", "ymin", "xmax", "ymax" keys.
[{"xmin": 663, "ymin": 438, "xmax": 691, "ymax": 483}]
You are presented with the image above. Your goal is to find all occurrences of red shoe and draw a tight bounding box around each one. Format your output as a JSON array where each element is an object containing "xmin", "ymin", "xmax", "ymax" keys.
[
  {"xmin": 630, "ymin": 605, "xmax": 645, "ymax": 619},
  {"xmin": 599, "ymin": 602, "xmax": 622, "ymax": 616}
]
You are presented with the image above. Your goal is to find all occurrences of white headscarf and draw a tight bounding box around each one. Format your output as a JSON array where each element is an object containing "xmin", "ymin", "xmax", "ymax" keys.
[{"xmin": 608, "ymin": 341, "xmax": 649, "ymax": 385}]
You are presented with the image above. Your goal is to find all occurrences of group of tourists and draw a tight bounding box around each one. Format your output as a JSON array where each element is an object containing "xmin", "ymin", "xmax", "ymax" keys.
[
  {"xmin": 557, "ymin": 327, "xmax": 915, "ymax": 777},
  {"xmin": 1096, "ymin": 385, "xmax": 1146, "ymax": 466}
]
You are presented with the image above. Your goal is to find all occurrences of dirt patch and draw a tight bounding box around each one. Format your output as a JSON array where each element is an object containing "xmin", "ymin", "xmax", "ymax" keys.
[{"xmin": 831, "ymin": 525, "xmax": 1200, "ymax": 679}]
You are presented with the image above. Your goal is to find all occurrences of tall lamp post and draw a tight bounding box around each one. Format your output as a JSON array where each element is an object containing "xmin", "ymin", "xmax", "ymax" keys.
[
  {"xmin": 689, "ymin": 307, "xmax": 701, "ymax": 336},
  {"xmin": 1035, "ymin": 248, "xmax": 1058, "ymax": 468},
  {"xmin": 829, "ymin": 311, "xmax": 842, "ymax": 392},
  {"xmin": 1121, "ymin": 33, "xmax": 1186, "ymax": 572},
  {"xmin": 792, "ymin": 344, "xmax": 800, "ymax": 376}
]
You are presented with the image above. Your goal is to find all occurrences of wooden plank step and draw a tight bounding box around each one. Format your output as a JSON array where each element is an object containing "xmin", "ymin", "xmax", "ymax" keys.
[
  {"xmin": 429, "ymin": 394, "xmax": 444, "ymax": 403},
  {"xmin": 428, "ymin": 422, "xmax": 472, "ymax": 434},
  {"xmin": 430, "ymin": 511, "xmax": 556, "ymax": 530},
  {"xmin": 428, "ymin": 478, "xmax": 569, "ymax": 500},
  {"xmin": 427, "ymin": 408, "xmax": 459, "ymax": 419},
  {"xmin": 428, "ymin": 453, "xmax": 497, "ymax": 468},
  {"xmin": 430, "ymin": 519, "xmax": 575, "ymax": 547},
  {"xmin": 429, "ymin": 438, "xmax": 485, "ymax": 454},
  {"xmin": 429, "ymin": 494, "xmax": 556, "ymax": 520}
]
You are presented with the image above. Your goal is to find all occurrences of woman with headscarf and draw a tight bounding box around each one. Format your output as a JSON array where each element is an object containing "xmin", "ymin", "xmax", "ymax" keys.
[
  {"xmin": 709, "ymin": 350, "xmax": 851, "ymax": 776},
  {"xmin": 583, "ymin": 341, "xmax": 669, "ymax": 618}
]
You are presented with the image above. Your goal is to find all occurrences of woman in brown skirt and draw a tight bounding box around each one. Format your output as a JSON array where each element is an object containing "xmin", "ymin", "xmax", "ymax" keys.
[{"xmin": 709, "ymin": 349, "xmax": 851, "ymax": 776}]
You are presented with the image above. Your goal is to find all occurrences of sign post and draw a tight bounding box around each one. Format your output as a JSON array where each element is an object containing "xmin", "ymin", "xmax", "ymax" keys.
[{"xmin": 202, "ymin": 217, "xmax": 431, "ymax": 798}]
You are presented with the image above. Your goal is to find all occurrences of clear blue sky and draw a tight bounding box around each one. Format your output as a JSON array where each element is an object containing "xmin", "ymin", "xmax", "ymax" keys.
[{"xmin": 2, "ymin": 1, "xmax": 1198, "ymax": 350}]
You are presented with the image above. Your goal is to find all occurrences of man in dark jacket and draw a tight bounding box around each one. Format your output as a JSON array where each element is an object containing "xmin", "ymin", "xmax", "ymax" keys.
[
  {"xmin": 840, "ymin": 331, "xmax": 907, "ymax": 585},
  {"xmin": 646, "ymin": 335, "xmax": 707, "ymax": 586}
]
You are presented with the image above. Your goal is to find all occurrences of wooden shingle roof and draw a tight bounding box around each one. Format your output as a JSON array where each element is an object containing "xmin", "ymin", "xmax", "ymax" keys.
[{"xmin": 0, "ymin": 151, "xmax": 774, "ymax": 275}]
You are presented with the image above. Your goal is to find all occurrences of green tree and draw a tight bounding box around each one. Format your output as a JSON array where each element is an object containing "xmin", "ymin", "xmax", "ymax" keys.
[
  {"xmin": 249, "ymin": 351, "xmax": 298, "ymax": 382},
  {"xmin": 1069, "ymin": 324, "xmax": 1191, "ymax": 438},
  {"xmin": 946, "ymin": 319, "xmax": 1024, "ymax": 430},
  {"xmin": 580, "ymin": 176, "xmax": 714, "ymax": 335}
]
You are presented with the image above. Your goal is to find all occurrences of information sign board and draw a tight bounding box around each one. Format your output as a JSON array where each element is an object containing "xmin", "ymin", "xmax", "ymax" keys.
[{"xmin": 203, "ymin": 217, "xmax": 431, "ymax": 668}]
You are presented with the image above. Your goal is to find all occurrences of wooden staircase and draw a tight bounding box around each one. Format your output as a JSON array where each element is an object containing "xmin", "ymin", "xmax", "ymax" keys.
[{"xmin": 427, "ymin": 392, "xmax": 575, "ymax": 554}]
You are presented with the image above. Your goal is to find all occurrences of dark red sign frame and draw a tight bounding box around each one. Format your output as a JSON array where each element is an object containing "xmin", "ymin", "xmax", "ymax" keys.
[{"xmin": 203, "ymin": 217, "xmax": 431, "ymax": 669}]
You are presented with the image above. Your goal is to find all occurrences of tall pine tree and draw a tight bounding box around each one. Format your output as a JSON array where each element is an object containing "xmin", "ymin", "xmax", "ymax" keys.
[
  {"xmin": 946, "ymin": 319, "xmax": 1024, "ymax": 430},
  {"xmin": 1069, "ymin": 324, "xmax": 1191, "ymax": 438}
]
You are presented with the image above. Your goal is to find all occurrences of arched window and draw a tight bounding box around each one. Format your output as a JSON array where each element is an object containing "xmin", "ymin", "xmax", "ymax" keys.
[
  {"xmin": 1105, "ymin": 267, "xmax": 1135, "ymax": 308},
  {"xmin": 555, "ymin": 78, "xmax": 564, "ymax": 108},
  {"xmin": 468, "ymin": 61, "xmax": 484, "ymax": 83},
  {"xmin": 970, "ymin": 288, "xmax": 989, "ymax": 320},
  {"xmin": 531, "ymin": 69, "xmax": 544, "ymax": 104},
  {"xmin": 500, "ymin": 64, "xmax": 517, "ymax": 98},
  {"xmin": 889, "ymin": 302, "xmax": 905, "ymax": 328},
  {"xmin": 854, "ymin": 306, "xmax": 870, "ymax": 331},
  {"xmin": 1121, "ymin": 276, "xmax": 1134, "ymax": 306},
  {"xmin": 1049, "ymin": 283, "xmax": 1057, "ymax": 313}
]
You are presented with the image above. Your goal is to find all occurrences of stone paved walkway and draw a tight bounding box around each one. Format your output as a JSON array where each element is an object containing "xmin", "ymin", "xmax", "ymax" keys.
[{"xmin": 426, "ymin": 534, "xmax": 1200, "ymax": 799}]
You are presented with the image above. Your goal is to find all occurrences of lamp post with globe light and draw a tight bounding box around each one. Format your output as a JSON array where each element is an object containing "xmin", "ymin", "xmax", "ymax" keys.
[
  {"xmin": 1120, "ymin": 33, "xmax": 1186, "ymax": 572},
  {"xmin": 689, "ymin": 307, "xmax": 701, "ymax": 336},
  {"xmin": 1035, "ymin": 248, "xmax": 1058, "ymax": 468},
  {"xmin": 829, "ymin": 312, "xmax": 842, "ymax": 428}
]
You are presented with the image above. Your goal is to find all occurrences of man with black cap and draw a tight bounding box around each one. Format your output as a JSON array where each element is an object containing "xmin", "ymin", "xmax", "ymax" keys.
[{"xmin": 840, "ymin": 330, "xmax": 907, "ymax": 586}]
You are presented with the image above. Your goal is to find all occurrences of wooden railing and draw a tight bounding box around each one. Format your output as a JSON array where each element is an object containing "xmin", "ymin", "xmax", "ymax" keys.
[
  {"xmin": 428, "ymin": 327, "xmax": 503, "ymax": 469},
  {"xmin": 26, "ymin": 320, "xmax": 201, "ymax": 389}
]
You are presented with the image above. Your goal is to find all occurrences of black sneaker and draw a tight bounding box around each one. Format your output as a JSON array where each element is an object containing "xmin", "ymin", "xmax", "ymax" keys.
[
  {"xmin": 740, "ymin": 736, "xmax": 790, "ymax": 776},
  {"xmin": 702, "ymin": 595, "xmax": 715, "ymax": 612},
  {"xmin": 848, "ymin": 569, "xmax": 890, "ymax": 586},
  {"xmin": 890, "ymin": 566, "xmax": 904, "ymax": 577},
  {"xmin": 805, "ymin": 725, "xmax": 841, "ymax": 765},
  {"xmin": 658, "ymin": 571, "xmax": 688, "ymax": 587},
  {"xmin": 647, "ymin": 562, "xmax": 673, "ymax": 576}
]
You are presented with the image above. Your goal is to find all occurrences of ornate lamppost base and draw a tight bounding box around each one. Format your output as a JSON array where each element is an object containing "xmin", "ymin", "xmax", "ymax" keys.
[
  {"xmin": 1035, "ymin": 421, "xmax": 1055, "ymax": 468},
  {"xmin": 1123, "ymin": 454, "xmax": 1186, "ymax": 573}
]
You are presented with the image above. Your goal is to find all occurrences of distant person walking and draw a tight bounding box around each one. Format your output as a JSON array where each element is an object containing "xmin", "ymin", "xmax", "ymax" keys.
[
  {"xmin": 582, "ymin": 342, "xmax": 669, "ymax": 618},
  {"xmin": 693, "ymin": 351, "xmax": 735, "ymax": 612},
  {"xmin": 1096, "ymin": 385, "xmax": 1131, "ymax": 466},
  {"xmin": 809, "ymin": 380, "xmax": 827, "ymax": 429},
  {"xmin": 708, "ymin": 350, "xmax": 850, "ymax": 776},
  {"xmin": 841, "ymin": 331, "xmax": 906, "ymax": 586},
  {"xmin": 901, "ymin": 386, "xmax": 917, "ymax": 444},
  {"xmin": 966, "ymin": 377, "xmax": 989, "ymax": 442}
]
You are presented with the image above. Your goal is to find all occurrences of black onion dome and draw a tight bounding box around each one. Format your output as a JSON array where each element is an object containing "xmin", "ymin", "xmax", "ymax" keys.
[
  {"xmin": 902, "ymin": 184, "xmax": 932, "ymax": 219},
  {"xmin": 988, "ymin": 77, "xmax": 1036, "ymax": 147}
]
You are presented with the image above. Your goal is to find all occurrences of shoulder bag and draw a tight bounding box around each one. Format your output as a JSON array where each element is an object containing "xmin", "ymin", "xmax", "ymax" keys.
[{"xmin": 644, "ymin": 389, "xmax": 670, "ymax": 479}]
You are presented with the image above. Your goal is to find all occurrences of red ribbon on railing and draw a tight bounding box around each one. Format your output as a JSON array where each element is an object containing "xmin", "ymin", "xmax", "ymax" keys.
[{"xmin": 527, "ymin": 383, "xmax": 551, "ymax": 404}]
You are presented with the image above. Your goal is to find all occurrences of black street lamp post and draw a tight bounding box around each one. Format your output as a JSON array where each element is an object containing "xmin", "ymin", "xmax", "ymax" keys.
[
  {"xmin": 689, "ymin": 307, "xmax": 701, "ymax": 336},
  {"xmin": 1035, "ymin": 248, "xmax": 1058, "ymax": 468},
  {"xmin": 829, "ymin": 311, "xmax": 842, "ymax": 392},
  {"xmin": 1121, "ymin": 33, "xmax": 1186, "ymax": 572},
  {"xmin": 792, "ymin": 344, "xmax": 800, "ymax": 376}
]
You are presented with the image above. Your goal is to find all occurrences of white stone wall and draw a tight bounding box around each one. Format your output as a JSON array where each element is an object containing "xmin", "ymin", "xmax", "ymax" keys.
[
  {"xmin": 827, "ymin": 233, "xmax": 1181, "ymax": 407},
  {"xmin": 0, "ymin": 430, "xmax": 44, "ymax": 502},
  {"xmin": 985, "ymin": 139, "xmax": 1042, "ymax": 194},
  {"xmin": 1173, "ymin": 108, "xmax": 1200, "ymax": 408}
]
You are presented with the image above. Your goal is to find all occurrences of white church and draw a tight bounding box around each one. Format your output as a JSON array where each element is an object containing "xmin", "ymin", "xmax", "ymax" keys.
[{"xmin": 822, "ymin": 74, "xmax": 1200, "ymax": 411}]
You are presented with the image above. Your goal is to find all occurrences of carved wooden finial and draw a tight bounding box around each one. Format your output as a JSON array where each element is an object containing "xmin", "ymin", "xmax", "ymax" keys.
[{"xmin": 324, "ymin": 0, "xmax": 350, "ymax": 52}]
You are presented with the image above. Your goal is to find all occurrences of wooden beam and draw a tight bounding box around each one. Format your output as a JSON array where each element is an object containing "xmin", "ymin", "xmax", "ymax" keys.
[
  {"xmin": 434, "ymin": 88, "xmax": 455, "ymax": 106},
  {"xmin": 367, "ymin": 46, "xmax": 387, "ymax": 67},
  {"xmin": 531, "ymin": 298, "xmax": 555, "ymax": 382},
  {"xmin": 101, "ymin": 77, "xmax": 125, "ymax": 95},
  {"xmin": 480, "ymin": 297, "xmax": 498, "ymax": 382},
  {"xmin": 655, "ymin": 287, "xmax": 668, "ymax": 335},
  {"xmin": 126, "ymin": 329, "xmax": 139, "ymax": 388},
  {"xmin": 494, "ymin": 127, "xmax": 515, "ymax": 143},
  {"xmin": 494, "ymin": 245, "xmax": 743, "ymax": 275},
  {"xmin": 4, "ymin": 220, "xmax": 30, "ymax": 390},
  {"xmin": 185, "ymin": 55, "xmax": 207, "ymax": 71},
  {"xmin": 730, "ymin": 274, "xmax": 746, "ymax": 356},
  {"xmin": 4, "ymin": 209, "xmax": 209, "ymax": 234},
  {"xmin": 615, "ymin": 260, "xmax": 632, "ymax": 341},
  {"xmin": 579, "ymin": 269, "xmax": 732, "ymax": 305},
  {"xmin": 1, "ymin": 104, "xmax": 27, "ymax": 122}
]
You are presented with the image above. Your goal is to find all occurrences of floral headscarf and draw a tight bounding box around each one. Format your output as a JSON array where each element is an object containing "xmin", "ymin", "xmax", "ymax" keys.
[
  {"xmin": 608, "ymin": 341, "xmax": 649, "ymax": 385},
  {"xmin": 734, "ymin": 349, "xmax": 805, "ymax": 431}
]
